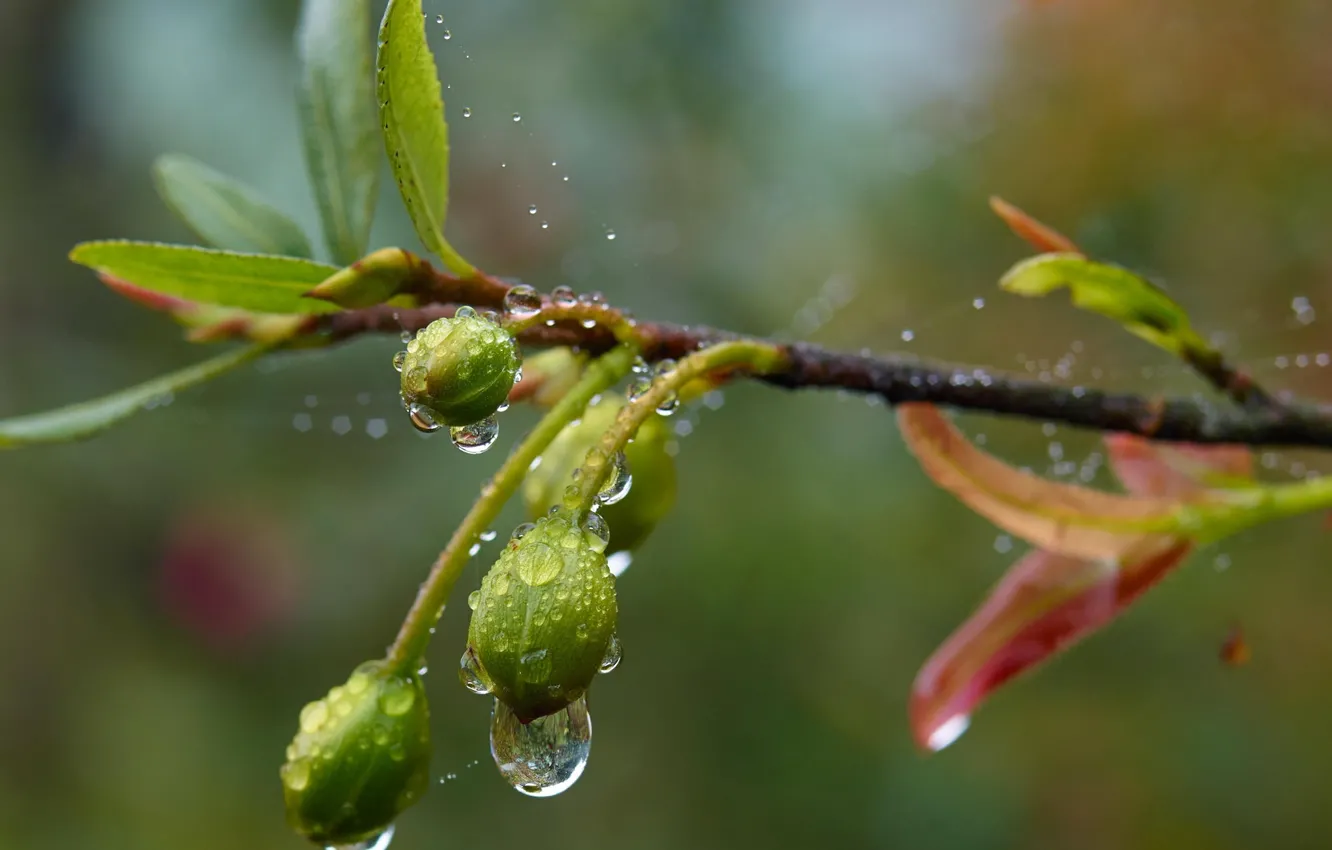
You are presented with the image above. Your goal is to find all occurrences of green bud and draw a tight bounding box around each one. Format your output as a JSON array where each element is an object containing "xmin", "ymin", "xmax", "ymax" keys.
[
  {"xmin": 399, "ymin": 309, "xmax": 520, "ymax": 427},
  {"xmin": 280, "ymin": 662, "xmax": 431, "ymax": 846},
  {"xmin": 522, "ymin": 394, "xmax": 677, "ymax": 553},
  {"xmin": 467, "ymin": 513, "xmax": 617, "ymax": 722}
]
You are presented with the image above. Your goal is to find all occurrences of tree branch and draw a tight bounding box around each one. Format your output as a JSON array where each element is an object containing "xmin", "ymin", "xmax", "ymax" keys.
[{"xmin": 317, "ymin": 303, "xmax": 1332, "ymax": 451}]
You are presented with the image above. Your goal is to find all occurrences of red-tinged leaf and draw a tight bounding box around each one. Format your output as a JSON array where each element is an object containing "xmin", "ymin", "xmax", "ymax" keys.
[
  {"xmin": 988, "ymin": 196, "xmax": 1083, "ymax": 256},
  {"xmin": 908, "ymin": 427, "xmax": 1252, "ymax": 751},
  {"xmin": 897, "ymin": 404, "xmax": 1182, "ymax": 560},
  {"xmin": 1104, "ymin": 434, "xmax": 1253, "ymax": 496},
  {"xmin": 1219, "ymin": 622, "xmax": 1251, "ymax": 668},
  {"xmin": 101, "ymin": 273, "xmax": 194, "ymax": 314},
  {"xmin": 911, "ymin": 540, "xmax": 1192, "ymax": 751}
]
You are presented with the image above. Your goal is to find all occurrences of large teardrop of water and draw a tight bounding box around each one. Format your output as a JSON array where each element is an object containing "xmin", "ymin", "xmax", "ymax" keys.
[
  {"xmin": 450, "ymin": 416, "xmax": 499, "ymax": 454},
  {"xmin": 489, "ymin": 696, "xmax": 591, "ymax": 798}
]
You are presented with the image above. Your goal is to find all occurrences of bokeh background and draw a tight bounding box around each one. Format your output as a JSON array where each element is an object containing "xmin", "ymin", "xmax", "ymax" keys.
[{"xmin": 3, "ymin": 0, "xmax": 1332, "ymax": 847}]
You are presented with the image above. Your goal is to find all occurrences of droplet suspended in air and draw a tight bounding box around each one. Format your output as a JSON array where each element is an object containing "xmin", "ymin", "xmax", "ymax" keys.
[
  {"xmin": 480, "ymin": 529, "xmax": 498, "ymax": 542},
  {"xmin": 597, "ymin": 452, "xmax": 632, "ymax": 505},
  {"xmin": 512, "ymin": 113, "xmax": 522, "ymax": 123},
  {"xmin": 435, "ymin": 14, "xmax": 444, "ymax": 23},
  {"xmin": 462, "ymin": 106, "xmax": 473, "ymax": 118},
  {"xmin": 459, "ymin": 647, "xmax": 492, "ymax": 695},
  {"xmin": 392, "ymin": 351, "xmax": 407, "ymax": 373},
  {"xmin": 489, "ymin": 696, "xmax": 591, "ymax": 798},
  {"xmin": 598, "ymin": 635, "xmax": 622, "ymax": 674},
  {"xmin": 551, "ymin": 285, "xmax": 577, "ymax": 306},
  {"xmin": 528, "ymin": 204, "xmax": 538, "ymax": 215},
  {"xmin": 605, "ymin": 229, "xmax": 617, "ymax": 241},
  {"xmin": 450, "ymin": 416, "xmax": 499, "ymax": 454},
  {"xmin": 540, "ymin": 221, "xmax": 550, "ymax": 230},
  {"xmin": 503, "ymin": 284, "xmax": 543, "ymax": 319},
  {"xmin": 442, "ymin": 29, "xmax": 452, "ymax": 40},
  {"xmin": 327, "ymin": 824, "xmax": 395, "ymax": 850},
  {"xmin": 408, "ymin": 404, "xmax": 441, "ymax": 433}
]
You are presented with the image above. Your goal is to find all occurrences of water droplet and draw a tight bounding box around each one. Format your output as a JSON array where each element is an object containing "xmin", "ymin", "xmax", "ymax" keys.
[
  {"xmin": 901, "ymin": 329, "xmax": 915, "ymax": 342},
  {"xmin": 468, "ymin": 590, "xmax": 481, "ymax": 610},
  {"xmin": 540, "ymin": 220, "xmax": 550, "ymax": 230},
  {"xmin": 442, "ymin": 29, "xmax": 452, "ymax": 40},
  {"xmin": 435, "ymin": 14, "xmax": 444, "ymax": 23},
  {"xmin": 597, "ymin": 452, "xmax": 632, "ymax": 505},
  {"xmin": 408, "ymin": 404, "xmax": 441, "ymax": 433},
  {"xmin": 972, "ymin": 297, "xmax": 986, "ymax": 310},
  {"xmin": 528, "ymin": 204, "xmax": 538, "ymax": 215},
  {"xmin": 607, "ymin": 551, "xmax": 633, "ymax": 576},
  {"xmin": 451, "ymin": 416, "xmax": 499, "ymax": 454},
  {"xmin": 511, "ymin": 522, "xmax": 536, "ymax": 541},
  {"xmin": 598, "ymin": 635, "xmax": 622, "ymax": 674},
  {"xmin": 462, "ymin": 106, "xmax": 473, "ymax": 118},
  {"xmin": 481, "ymin": 529, "xmax": 498, "ymax": 542},
  {"xmin": 455, "ymin": 305, "xmax": 477, "ymax": 319},
  {"xmin": 504, "ymin": 284, "xmax": 543, "ymax": 319},
  {"xmin": 512, "ymin": 113, "xmax": 522, "ymax": 123},
  {"xmin": 927, "ymin": 714, "xmax": 970, "ymax": 752},
  {"xmin": 631, "ymin": 357, "xmax": 650, "ymax": 375},
  {"xmin": 552, "ymin": 285, "xmax": 577, "ymax": 306},
  {"xmin": 468, "ymin": 542, "xmax": 482, "ymax": 557},
  {"xmin": 583, "ymin": 512, "xmax": 610, "ymax": 551},
  {"xmin": 490, "ymin": 696, "xmax": 591, "ymax": 797},
  {"xmin": 327, "ymin": 823, "xmax": 395, "ymax": 850},
  {"xmin": 627, "ymin": 377, "xmax": 652, "ymax": 402},
  {"xmin": 459, "ymin": 648, "xmax": 492, "ymax": 695},
  {"xmin": 605, "ymin": 229, "xmax": 617, "ymax": 241}
]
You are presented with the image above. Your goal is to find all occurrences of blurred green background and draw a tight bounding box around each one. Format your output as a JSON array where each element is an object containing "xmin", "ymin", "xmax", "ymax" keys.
[{"xmin": 3, "ymin": 0, "xmax": 1332, "ymax": 847}]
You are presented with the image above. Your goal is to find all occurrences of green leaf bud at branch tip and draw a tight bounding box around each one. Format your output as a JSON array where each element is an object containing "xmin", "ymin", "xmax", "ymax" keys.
[
  {"xmin": 466, "ymin": 511, "xmax": 617, "ymax": 721},
  {"xmin": 281, "ymin": 661, "xmax": 430, "ymax": 846},
  {"xmin": 398, "ymin": 308, "xmax": 520, "ymax": 428},
  {"xmin": 383, "ymin": 345, "xmax": 638, "ymax": 676}
]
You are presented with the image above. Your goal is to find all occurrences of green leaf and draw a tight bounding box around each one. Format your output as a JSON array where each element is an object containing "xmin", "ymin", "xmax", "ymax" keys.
[
  {"xmin": 0, "ymin": 344, "xmax": 269, "ymax": 449},
  {"xmin": 71, "ymin": 241, "xmax": 340, "ymax": 314},
  {"xmin": 376, "ymin": 0, "xmax": 474, "ymax": 276},
  {"xmin": 999, "ymin": 253, "xmax": 1215, "ymax": 360},
  {"xmin": 298, "ymin": 0, "xmax": 382, "ymax": 266},
  {"xmin": 152, "ymin": 154, "xmax": 314, "ymax": 258}
]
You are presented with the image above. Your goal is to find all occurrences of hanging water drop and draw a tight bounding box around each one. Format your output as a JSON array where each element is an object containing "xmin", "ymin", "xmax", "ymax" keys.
[
  {"xmin": 627, "ymin": 377, "xmax": 652, "ymax": 402},
  {"xmin": 631, "ymin": 357, "xmax": 650, "ymax": 375},
  {"xmin": 392, "ymin": 351, "xmax": 407, "ymax": 373},
  {"xmin": 583, "ymin": 512, "xmax": 610, "ymax": 550},
  {"xmin": 927, "ymin": 714, "xmax": 970, "ymax": 752},
  {"xmin": 598, "ymin": 635, "xmax": 621, "ymax": 674},
  {"xmin": 551, "ymin": 285, "xmax": 577, "ymax": 306},
  {"xmin": 459, "ymin": 648, "xmax": 492, "ymax": 695},
  {"xmin": 327, "ymin": 823, "xmax": 396, "ymax": 850},
  {"xmin": 489, "ymin": 697, "xmax": 591, "ymax": 798},
  {"xmin": 407, "ymin": 404, "xmax": 441, "ymax": 433},
  {"xmin": 597, "ymin": 452, "xmax": 632, "ymax": 505},
  {"xmin": 503, "ymin": 284, "xmax": 542, "ymax": 319},
  {"xmin": 450, "ymin": 416, "xmax": 499, "ymax": 454}
]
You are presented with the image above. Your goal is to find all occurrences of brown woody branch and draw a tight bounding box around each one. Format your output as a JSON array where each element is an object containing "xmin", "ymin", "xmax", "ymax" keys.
[{"xmin": 318, "ymin": 302, "xmax": 1332, "ymax": 450}]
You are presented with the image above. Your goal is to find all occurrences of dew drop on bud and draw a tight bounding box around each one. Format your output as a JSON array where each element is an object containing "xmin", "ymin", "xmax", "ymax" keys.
[
  {"xmin": 597, "ymin": 452, "xmax": 632, "ymax": 505},
  {"xmin": 490, "ymin": 696, "xmax": 591, "ymax": 798},
  {"xmin": 467, "ymin": 590, "xmax": 480, "ymax": 610},
  {"xmin": 583, "ymin": 512, "xmax": 610, "ymax": 551},
  {"xmin": 392, "ymin": 351, "xmax": 407, "ymax": 373},
  {"xmin": 407, "ymin": 404, "xmax": 441, "ymax": 433},
  {"xmin": 455, "ymin": 305, "xmax": 478, "ymax": 319},
  {"xmin": 327, "ymin": 823, "xmax": 396, "ymax": 850},
  {"xmin": 511, "ymin": 522, "xmax": 536, "ymax": 541},
  {"xmin": 598, "ymin": 634, "xmax": 621, "ymax": 674},
  {"xmin": 450, "ymin": 416, "xmax": 499, "ymax": 454},
  {"xmin": 551, "ymin": 285, "xmax": 577, "ymax": 306},
  {"xmin": 504, "ymin": 284, "xmax": 542, "ymax": 319},
  {"xmin": 459, "ymin": 648, "xmax": 492, "ymax": 695}
]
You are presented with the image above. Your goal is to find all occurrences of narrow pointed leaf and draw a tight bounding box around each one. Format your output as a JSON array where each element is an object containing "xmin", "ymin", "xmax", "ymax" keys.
[
  {"xmin": 909, "ymin": 435, "xmax": 1252, "ymax": 751},
  {"xmin": 152, "ymin": 155, "xmax": 314, "ymax": 258},
  {"xmin": 988, "ymin": 196, "xmax": 1082, "ymax": 255},
  {"xmin": 298, "ymin": 0, "xmax": 381, "ymax": 266},
  {"xmin": 71, "ymin": 241, "xmax": 340, "ymax": 314},
  {"xmin": 0, "ymin": 344, "xmax": 269, "ymax": 449},
  {"xmin": 896, "ymin": 403, "xmax": 1182, "ymax": 560},
  {"xmin": 100, "ymin": 273, "xmax": 313, "ymax": 343},
  {"xmin": 376, "ymin": 0, "xmax": 474, "ymax": 276},
  {"xmin": 999, "ymin": 253, "xmax": 1214, "ymax": 360}
]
